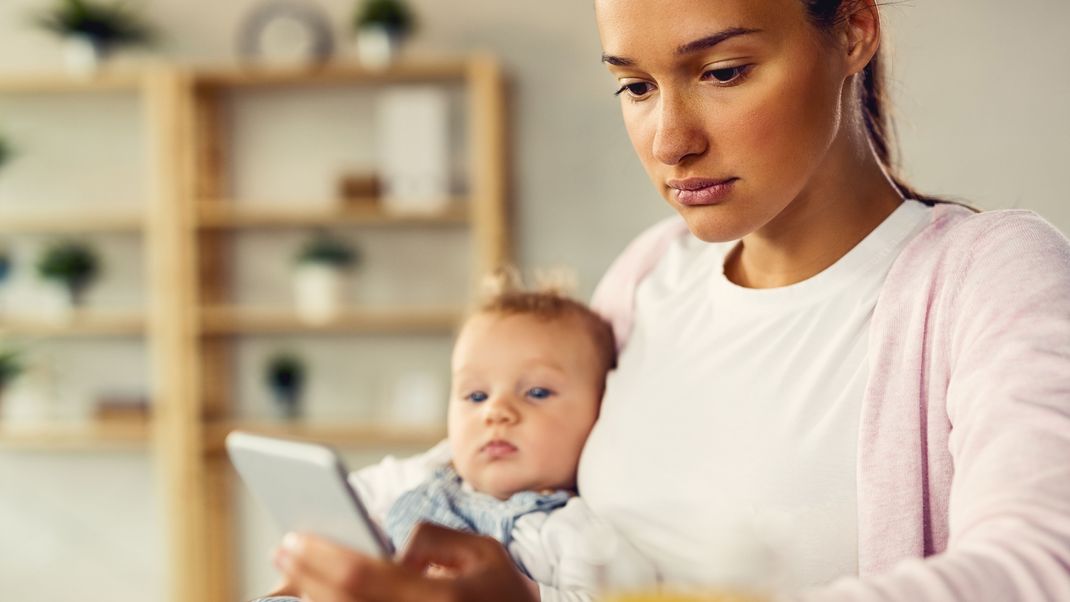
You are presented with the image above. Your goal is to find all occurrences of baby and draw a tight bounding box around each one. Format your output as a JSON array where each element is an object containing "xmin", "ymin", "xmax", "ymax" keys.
[{"xmin": 261, "ymin": 277, "xmax": 655, "ymax": 601}]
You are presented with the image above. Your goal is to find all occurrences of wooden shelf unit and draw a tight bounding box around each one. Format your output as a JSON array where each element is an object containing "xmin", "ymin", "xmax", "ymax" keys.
[
  {"xmin": 0, "ymin": 58, "xmax": 506, "ymax": 602},
  {"xmin": 145, "ymin": 57, "xmax": 509, "ymax": 602}
]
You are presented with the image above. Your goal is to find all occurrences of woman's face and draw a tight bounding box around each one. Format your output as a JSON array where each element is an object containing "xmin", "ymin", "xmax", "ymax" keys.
[{"xmin": 595, "ymin": 0, "xmax": 852, "ymax": 242}]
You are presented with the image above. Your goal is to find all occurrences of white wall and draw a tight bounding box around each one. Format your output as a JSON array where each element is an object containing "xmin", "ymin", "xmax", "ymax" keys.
[{"xmin": 0, "ymin": 1, "xmax": 1068, "ymax": 600}]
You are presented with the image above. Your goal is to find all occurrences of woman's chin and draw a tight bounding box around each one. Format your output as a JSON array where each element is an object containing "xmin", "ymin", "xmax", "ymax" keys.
[{"xmin": 675, "ymin": 207, "xmax": 754, "ymax": 243}]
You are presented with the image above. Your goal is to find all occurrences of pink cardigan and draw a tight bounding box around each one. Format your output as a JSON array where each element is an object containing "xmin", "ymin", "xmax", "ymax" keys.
[{"xmin": 590, "ymin": 203, "xmax": 1070, "ymax": 600}]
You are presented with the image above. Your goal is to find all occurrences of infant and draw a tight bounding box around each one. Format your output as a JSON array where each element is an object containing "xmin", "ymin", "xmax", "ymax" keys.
[{"xmin": 260, "ymin": 279, "xmax": 655, "ymax": 601}]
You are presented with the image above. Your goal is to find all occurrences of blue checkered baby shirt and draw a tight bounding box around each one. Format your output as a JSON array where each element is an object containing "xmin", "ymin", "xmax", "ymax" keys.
[{"xmin": 384, "ymin": 464, "xmax": 572, "ymax": 551}]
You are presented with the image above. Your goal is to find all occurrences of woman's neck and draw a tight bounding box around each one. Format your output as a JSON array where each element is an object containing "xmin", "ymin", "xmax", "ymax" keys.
[{"xmin": 725, "ymin": 137, "xmax": 904, "ymax": 289}]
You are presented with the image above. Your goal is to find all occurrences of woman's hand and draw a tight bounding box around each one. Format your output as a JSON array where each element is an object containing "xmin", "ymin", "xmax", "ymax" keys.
[{"xmin": 274, "ymin": 522, "xmax": 540, "ymax": 602}]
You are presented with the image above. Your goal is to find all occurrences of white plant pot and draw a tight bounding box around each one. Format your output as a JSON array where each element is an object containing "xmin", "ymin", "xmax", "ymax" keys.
[
  {"xmin": 294, "ymin": 264, "xmax": 346, "ymax": 325},
  {"xmin": 356, "ymin": 27, "xmax": 399, "ymax": 70},
  {"xmin": 39, "ymin": 282, "xmax": 76, "ymax": 324},
  {"xmin": 384, "ymin": 371, "xmax": 445, "ymax": 428},
  {"xmin": 62, "ymin": 36, "xmax": 106, "ymax": 78}
]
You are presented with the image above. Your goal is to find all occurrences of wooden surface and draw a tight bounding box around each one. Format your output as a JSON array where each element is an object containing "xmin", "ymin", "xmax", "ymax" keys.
[
  {"xmin": 199, "ymin": 306, "xmax": 463, "ymax": 335},
  {"xmin": 0, "ymin": 209, "xmax": 144, "ymax": 233},
  {"xmin": 207, "ymin": 421, "xmax": 446, "ymax": 454},
  {"xmin": 0, "ymin": 421, "xmax": 150, "ymax": 450},
  {"xmin": 0, "ymin": 72, "xmax": 145, "ymax": 93},
  {"xmin": 191, "ymin": 60, "xmax": 469, "ymax": 88},
  {"xmin": 0, "ymin": 312, "xmax": 146, "ymax": 337},
  {"xmin": 195, "ymin": 201, "xmax": 469, "ymax": 229}
]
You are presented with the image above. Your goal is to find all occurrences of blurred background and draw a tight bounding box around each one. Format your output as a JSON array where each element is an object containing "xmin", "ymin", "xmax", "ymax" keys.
[{"xmin": 0, "ymin": 0, "xmax": 1066, "ymax": 600}]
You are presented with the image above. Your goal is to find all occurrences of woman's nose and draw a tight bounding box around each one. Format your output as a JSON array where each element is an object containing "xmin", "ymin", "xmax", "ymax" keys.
[{"xmin": 652, "ymin": 92, "xmax": 708, "ymax": 166}]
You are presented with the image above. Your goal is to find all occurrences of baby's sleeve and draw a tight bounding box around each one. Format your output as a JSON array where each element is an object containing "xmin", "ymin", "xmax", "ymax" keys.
[
  {"xmin": 510, "ymin": 497, "xmax": 658, "ymax": 602},
  {"xmin": 348, "ymin": 439, "xmax": 451, "ymax": 525}
]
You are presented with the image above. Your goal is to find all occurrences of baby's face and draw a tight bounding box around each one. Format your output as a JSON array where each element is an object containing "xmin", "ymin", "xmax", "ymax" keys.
[{"xmin": 447, "ymin": 312, "xmax": 604, "ymax": 500}]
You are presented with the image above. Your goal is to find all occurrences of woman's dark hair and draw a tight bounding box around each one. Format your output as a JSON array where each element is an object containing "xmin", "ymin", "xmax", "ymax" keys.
[{"xmin": 802, "ymin": 0, "xmax": 946, "ymax": 206}]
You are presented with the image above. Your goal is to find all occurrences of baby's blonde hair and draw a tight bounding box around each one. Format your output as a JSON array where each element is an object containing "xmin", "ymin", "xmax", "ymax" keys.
[{"xmin": 474, "ymin": 267, "xmax": 618, "ymax": 376}]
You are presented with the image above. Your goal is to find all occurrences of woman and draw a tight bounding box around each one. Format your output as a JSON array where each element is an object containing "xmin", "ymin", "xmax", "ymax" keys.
[{"xmin": 271, "ymin": 0, "xmax": 1070, "ymax": 599}]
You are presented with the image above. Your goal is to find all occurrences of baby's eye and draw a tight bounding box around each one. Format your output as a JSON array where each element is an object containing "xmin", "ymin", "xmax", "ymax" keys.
[
  {"xmin": 465, "ymin": 391, "xmax": 488, "ymax": 403},
  {"xmin": 526, "ymin": 387, "xmax": 554, "ymax": 400}
]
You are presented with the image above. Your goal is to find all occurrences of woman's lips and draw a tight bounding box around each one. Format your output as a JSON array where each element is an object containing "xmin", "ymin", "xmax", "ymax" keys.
[
  {"xmin": 668, "ymin": 177, "xmax": 738, "ymax": 206},
  {"xmin": 481, "ymin": 440, "xmax": 518, "ymax": 459}
]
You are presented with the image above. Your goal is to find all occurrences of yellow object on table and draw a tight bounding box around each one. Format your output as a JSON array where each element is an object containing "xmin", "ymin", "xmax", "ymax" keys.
[{"xmin": 600, "ymin": 592, "xmax": 767, "ymax": 602}]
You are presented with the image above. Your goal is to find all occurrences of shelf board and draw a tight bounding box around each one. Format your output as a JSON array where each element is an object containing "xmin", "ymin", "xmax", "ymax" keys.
[
  {"xmin": 0, "ymin": 312, "xmax": 147, "ymax": 337},
  {"xmin": 208, "ymin": 420, "xmax": 445, "ymax": 452},
  {"xmin": 0, "ymin": 72, "xmax": 145, "ymax": 93},
  {"xmin": 0, "ymin": 421, "xmax": 150, "ymax": 451},
  {"xmin": 0, "ymin": 209, "xmax": 144, "ymax": 233},
  {"xmin": 192, "ymin": 60, "xmax": 470, "ymax": 88},
  {"xmin": 200, "ymin": 306, "xmax": 463, "ymax": 335},
  {"xmin": 196, "ymin": 201, "xmax": 468, "ymax": 229}
]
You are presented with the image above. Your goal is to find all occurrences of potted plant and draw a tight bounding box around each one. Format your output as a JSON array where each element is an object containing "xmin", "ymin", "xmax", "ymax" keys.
[
  {"xmin": 265, "ymin": 352, "xmax": 306, "ymax": 420},
  {"xmin": 0, "ymin": 347, "xmax": 24, "ymax": 417},
  {"xmin": 0, "ymin": 247, "xmax": 11, "ymax": 286},
  {"xmin": 293, "ymin": 232, "xmax": 358, "ymax": 325},
  {"xmin": 36, "ymin": 240, "xmax": 100, "ymax": 313},
  {"xmin": 352, "ymin": 0, "xmax": 415, "ymax": 70},
  {"xmin": 33, "ymin": 0, "xmax": 155, "ymax": 77},
  {"xmin": 0, "ymin": 133, "xmax": 12, "ymax": 172}
]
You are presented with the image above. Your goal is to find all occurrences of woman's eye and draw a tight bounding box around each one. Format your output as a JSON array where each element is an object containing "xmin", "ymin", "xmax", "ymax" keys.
[
  {"xmin": 465, "ymin": 391, "xmax": 488, "ymax": 403},
  {"xmin": 614, "ymin": 82, "xmax": 653, "ymax": 99},
  {"xmin": 703, "ymin": 65, "xmax": 751, "ymax": 86},
  {"xmin": 526, "ymin": 387, "xmax": 553, "ymax": 400}
]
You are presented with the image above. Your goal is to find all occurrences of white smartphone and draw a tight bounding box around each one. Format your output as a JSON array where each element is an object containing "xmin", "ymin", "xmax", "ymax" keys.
[{"xmin": 226, "ymin": 430, "xmax": 393, "ymax": 558}]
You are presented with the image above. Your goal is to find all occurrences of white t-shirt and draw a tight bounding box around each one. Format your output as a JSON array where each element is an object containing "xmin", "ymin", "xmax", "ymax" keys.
[{"xmin": 578, "ymin": 200, "xmax": 933, "ymax": 592}]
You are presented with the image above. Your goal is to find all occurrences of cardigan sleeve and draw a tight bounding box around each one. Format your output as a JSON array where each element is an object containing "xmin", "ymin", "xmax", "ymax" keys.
[
  {"xmin": 590, "ymin": 216, "xmax": 688, "ymax": 350},
  {"xmin": 795, "ymin": 211, "xmax": 1070, "ymax": 601}
]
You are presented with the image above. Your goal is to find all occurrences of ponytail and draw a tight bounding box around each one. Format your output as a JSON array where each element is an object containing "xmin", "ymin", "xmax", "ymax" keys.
[
  {"xmin": 805, "ymin": 0, "xmax": 968, "ymax": 208},
  {"xmin": 859, "ymin": 49, "xmax": 944, "ymax": 205}
]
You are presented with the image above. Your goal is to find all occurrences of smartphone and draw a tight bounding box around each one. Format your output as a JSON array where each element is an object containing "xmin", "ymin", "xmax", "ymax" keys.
[{"xmin": 225, "ymin": 430, "xmax": 393, "ymax": 558}]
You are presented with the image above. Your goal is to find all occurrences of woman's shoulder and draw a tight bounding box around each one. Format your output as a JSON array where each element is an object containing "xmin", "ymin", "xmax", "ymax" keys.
[
  {"xmin": 908, "ymin": 202, "xmax": 1070, "ymax": 266},
  {"xmin": 889, "ymin": 202, "xmax": 1070, "ymax": 301}
]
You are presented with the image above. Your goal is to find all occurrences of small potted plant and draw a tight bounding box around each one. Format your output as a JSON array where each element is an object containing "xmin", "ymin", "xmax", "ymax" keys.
[
  {"xmin": 265, "ymin": 352, "xmax": 306, "ymax": 420},
  {"xmin": 33, "ymin": 0, "xmax": 155, "ymax": 77},
  {"xmin": 36, "ymin": 240, "xmax": 100, "ymax": 314},
  {"xmin": 293, "ymin": 231, "xmax": 358, "ymax": 325},
  {"xmin": 0, "ymin": 347, "xmax": 24, "ymax": 417},
  {"xmin": 352, "ymin": 0, "xmax": 415, "ymax": 70},
  {"xmin": 0, "ymin": 132, "xmax": 12, "ymax": 172},
  {"xmin": 0, "ymin": 247, "xmax": 11, "ymax": 286}
]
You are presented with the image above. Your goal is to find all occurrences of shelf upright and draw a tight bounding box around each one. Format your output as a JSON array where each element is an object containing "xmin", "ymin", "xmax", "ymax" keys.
[{"xmin": 154, "ymin": 57, "xmax": 509, "ymax": 602}]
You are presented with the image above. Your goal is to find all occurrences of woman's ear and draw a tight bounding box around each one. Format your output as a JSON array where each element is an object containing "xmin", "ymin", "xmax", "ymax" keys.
[{"xmin": 840, "ymin": 0, "xmax": 881, "ymax": 76}]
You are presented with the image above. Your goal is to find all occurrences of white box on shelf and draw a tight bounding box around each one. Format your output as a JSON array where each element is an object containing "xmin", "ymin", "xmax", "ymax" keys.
[{"xmin": 375, "ymin": 86, "xmax": 452, "ymax": 215}]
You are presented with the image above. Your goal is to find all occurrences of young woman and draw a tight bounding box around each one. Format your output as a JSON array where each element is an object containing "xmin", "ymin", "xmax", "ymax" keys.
[{"xmin": 268, "ymin": 0, "xmax": 1070, "ymax": 599}]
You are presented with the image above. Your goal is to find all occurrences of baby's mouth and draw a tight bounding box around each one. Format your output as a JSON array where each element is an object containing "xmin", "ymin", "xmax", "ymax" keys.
[{"xmin": 480, "ymin": 439, "xmax": 518, "ymax": 458}]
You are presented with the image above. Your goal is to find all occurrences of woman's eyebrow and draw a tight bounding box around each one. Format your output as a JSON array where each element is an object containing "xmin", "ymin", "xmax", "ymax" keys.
[{"xmin": 601, "ymin": 27, "xmax": 762, "ymax": 66}]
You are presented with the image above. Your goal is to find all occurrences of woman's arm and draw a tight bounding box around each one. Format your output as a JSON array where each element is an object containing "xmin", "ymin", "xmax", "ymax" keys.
[{"xmin": 796, "ymin": 213, "xmax": 1070, "ymax": 600}]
